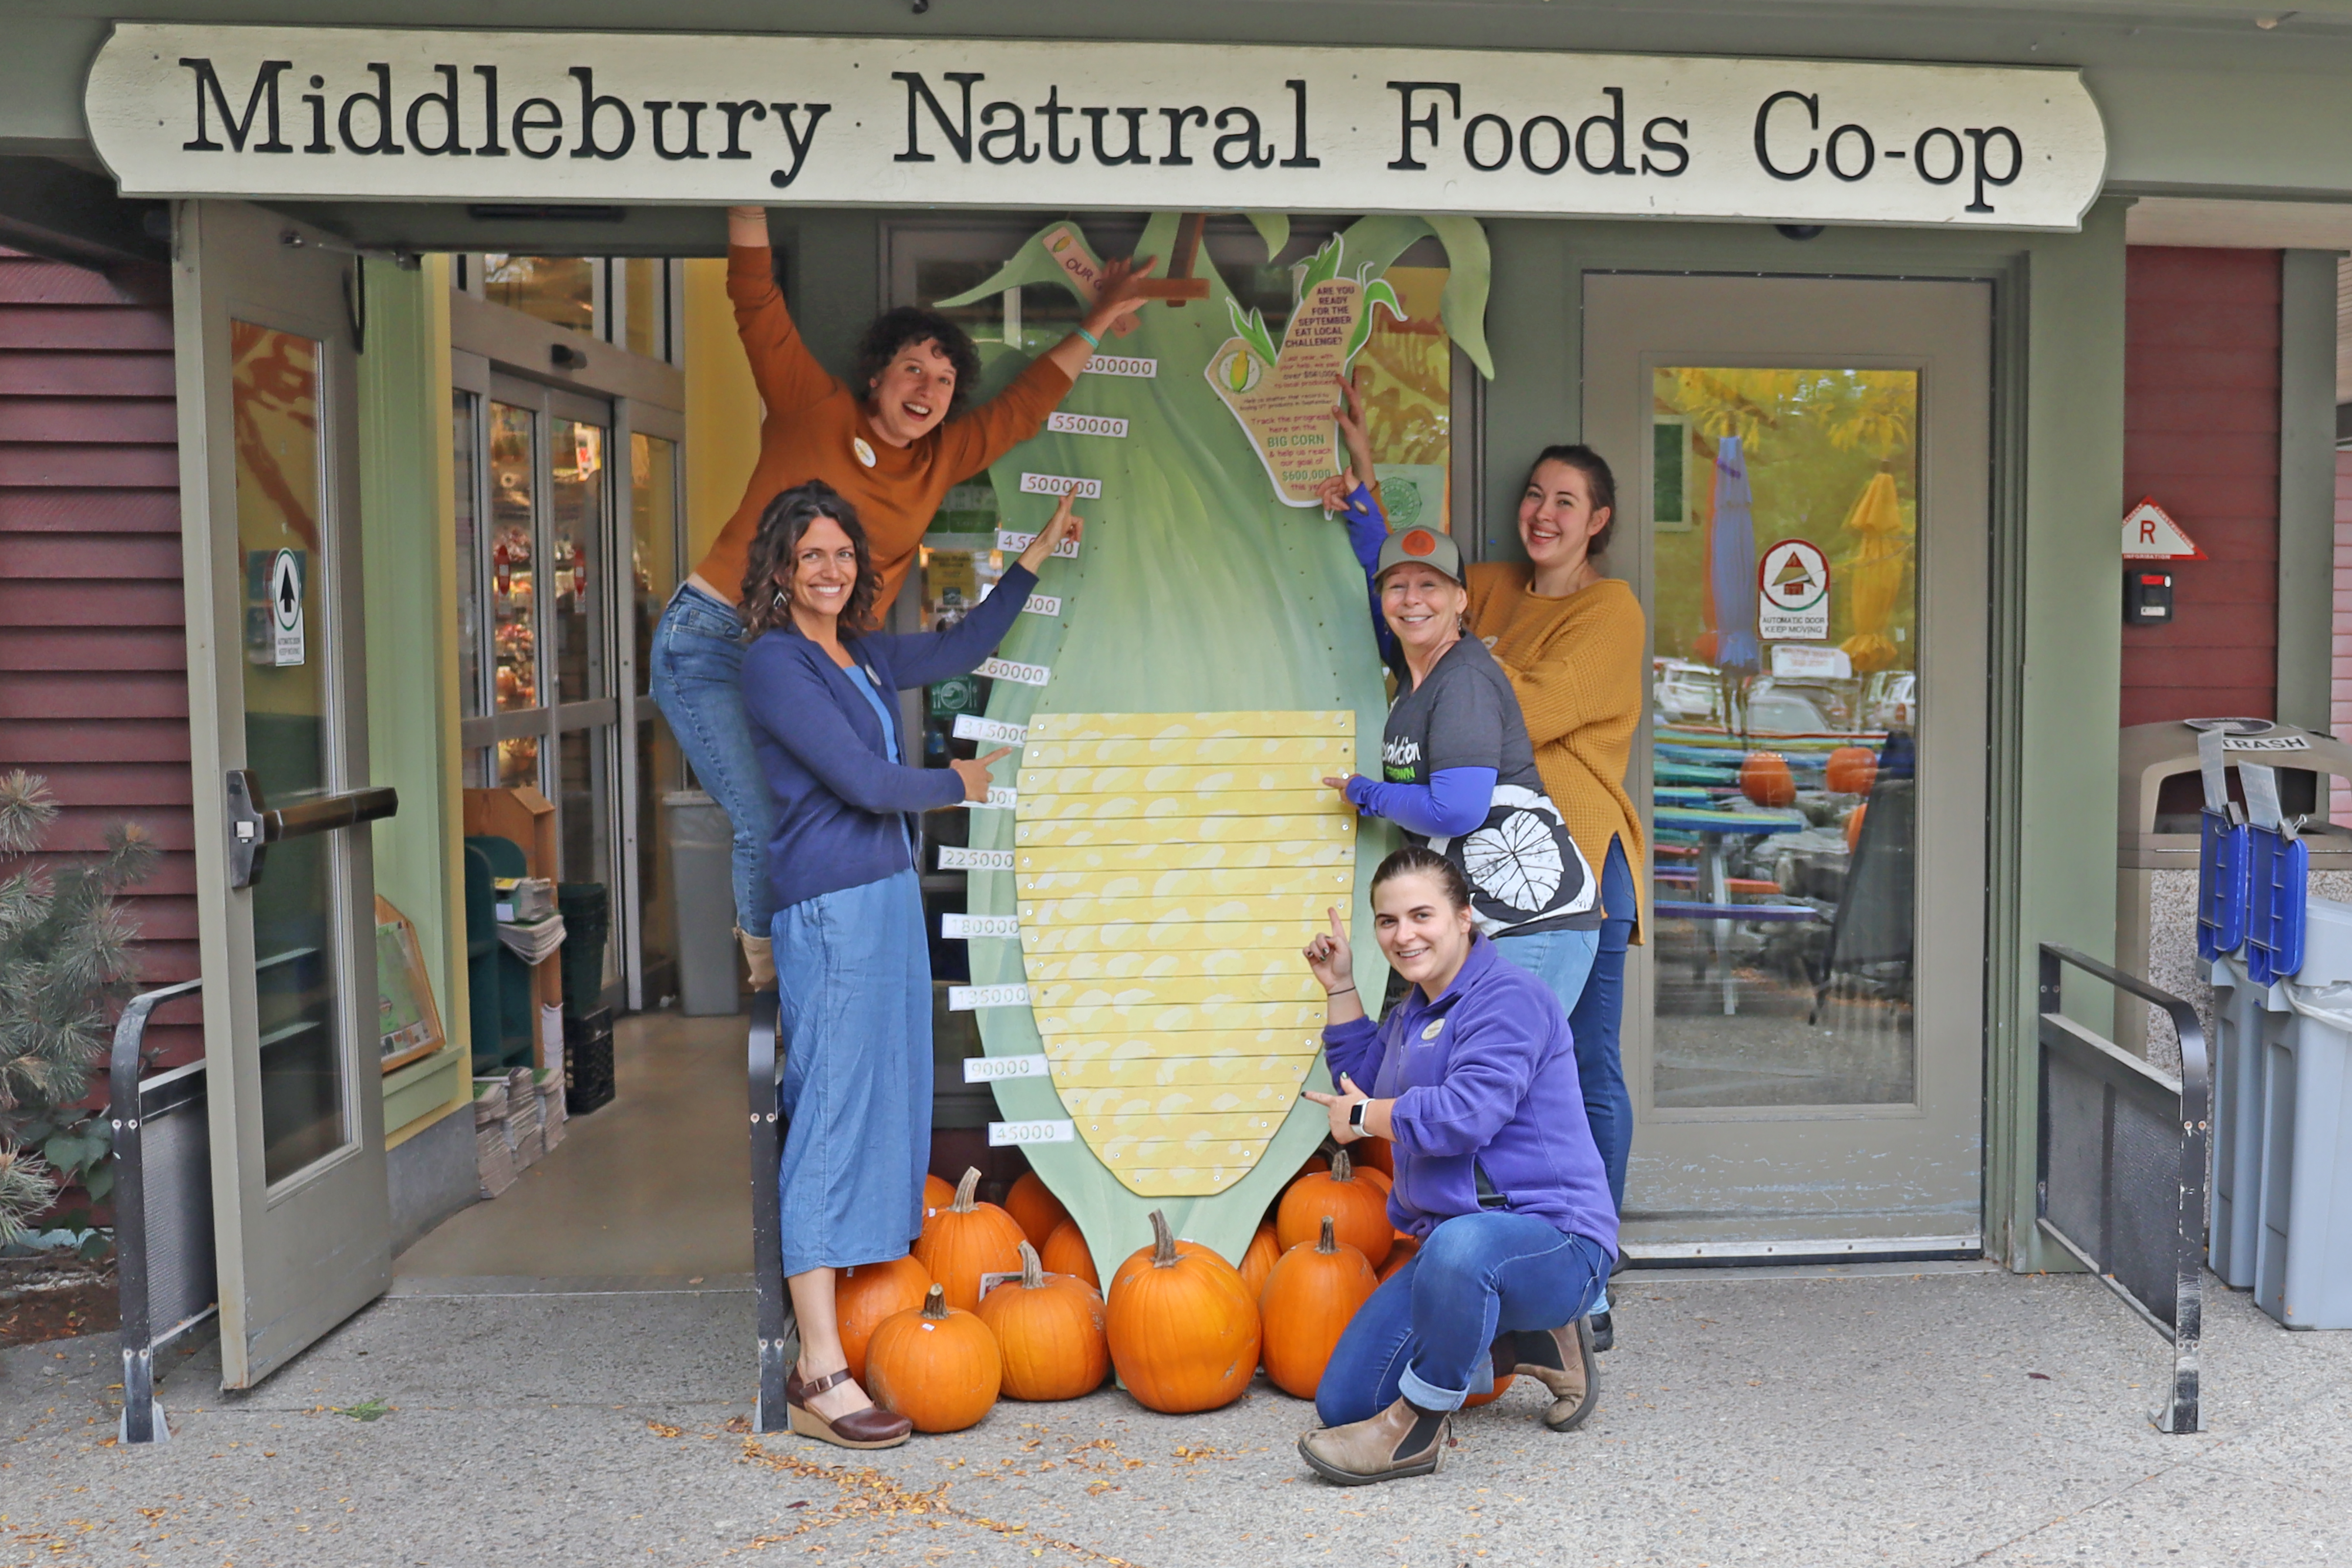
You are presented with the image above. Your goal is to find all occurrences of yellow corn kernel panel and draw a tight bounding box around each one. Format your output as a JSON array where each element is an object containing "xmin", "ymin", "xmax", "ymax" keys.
[{"xmin": 1018, "ymin": 710, "xmax": 1356, "ymax": 1199}]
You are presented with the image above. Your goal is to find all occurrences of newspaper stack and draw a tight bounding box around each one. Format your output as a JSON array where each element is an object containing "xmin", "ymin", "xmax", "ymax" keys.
[
  {"xmin": 472, "ymin": 1078, "xmax": 515, "ymax": 1198},
  {"xmin": 493, "ymin": 876, "xmax": 556, "ymax": 922},
  {"xmin": 535, "ymin": 1067, "xmax": 568, "ymax": 1153},
  {"xmin": 494, "ymin": 912, "xmax": 566, "ymax": 964},
  {"xmin": 504, "ymin": 1065, "xmax": 544, "ymax": 1168}
]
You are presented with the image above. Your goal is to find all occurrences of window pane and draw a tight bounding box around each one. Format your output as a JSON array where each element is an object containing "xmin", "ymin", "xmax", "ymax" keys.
[
  {"xmin": 551, "ymin": 420, "xmax": 610, "ymax": 703},
  {"xmin": 637, "ymin": 717, "xmax": 677, "ymax": 992},
  {"xmin": 496, "ymin": 734, "xmax": 540, "ymax": 791},
  {"xmin": 630, "ymin": 433, "xmax": 677, "ymax": 692},
  {"xmin": 488, "ymin": 402, "xmax": 539, "ymax": 712},
  {"xmin": 230, "ymin": 320, "xmax": 349, "ymax": 1185},
  {"xmin": 622, "ymin": 258, "xmax": 663, "ymax": 359},
  {"xmin": 1648, "ymin": 367, "xmax": 1920, "ymax": 1109},
  {"xmin": 453, "ymin": 390, "xmax": 484, "ymax": 719},
  {"xmin": 559, "ymin": 727, "xmax": 619, "ymax": 995},
  {"xmin": 482, "ymin": 255, "xmax": 594, "ymax": 334}
]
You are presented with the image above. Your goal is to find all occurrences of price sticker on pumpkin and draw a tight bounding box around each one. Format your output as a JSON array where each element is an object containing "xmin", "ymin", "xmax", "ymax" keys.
[
  {"xmin": 963, "ymin": 1053, "xmax": 1050, "ymax": 1083},
  {"xmin": 953, "ymin": 715, "xmax": 1027, "ymax": 746},
  {"xmin": 950, "ymin": 983, "xmax": 1032, "ymax": 1011},
  {"xmin": 988, "ymin": 1118, "xmax": 1078, "ymax": 1146},
  {"xmin": 937, "ymin": 845, "xmax": 1015, "ymax": 871},
  {"xmin": 941, "ymin": 914, "xmax": 1020, "ymax": 940}
]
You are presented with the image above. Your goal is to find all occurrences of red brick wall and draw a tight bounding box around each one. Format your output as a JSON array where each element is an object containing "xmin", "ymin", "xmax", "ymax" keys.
[
  {"xmin": 2120, "ymin": 246, "xmax": 2282, "ymax": 727},
  {"xmin": 0, "ymin": 247, "xmax": 200, "ymax": 1068}
]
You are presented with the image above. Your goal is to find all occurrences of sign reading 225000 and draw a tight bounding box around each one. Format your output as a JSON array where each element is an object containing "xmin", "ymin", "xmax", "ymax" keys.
[{"xmin": 84, "ymin": 26, "xmax": 2107, "ymax": 229}]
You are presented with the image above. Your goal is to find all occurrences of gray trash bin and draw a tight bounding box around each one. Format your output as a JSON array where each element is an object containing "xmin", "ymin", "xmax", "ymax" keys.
[
  {"xmin": 2208, "ymin": 951, "xmax": 2275, "ymax": 1288},
  {"xmin": 665, "ymin": 790, "xmax": 742, "ymax": 1017},
  {"xmin": 2254, "ymin": 898, "xmax": 2352, "ymax": 1329}
]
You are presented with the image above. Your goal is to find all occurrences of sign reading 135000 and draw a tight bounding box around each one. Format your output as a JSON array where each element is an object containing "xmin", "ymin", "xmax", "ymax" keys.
[{"xmin": 84, "ymin": 27, "xmax": 2107, "ymax": 230}]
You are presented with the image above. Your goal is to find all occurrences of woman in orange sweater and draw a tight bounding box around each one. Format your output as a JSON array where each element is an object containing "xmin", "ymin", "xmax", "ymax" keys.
[{"xmin": 652, "ymin": 206, "xmax": 1151, "ymax": 982}]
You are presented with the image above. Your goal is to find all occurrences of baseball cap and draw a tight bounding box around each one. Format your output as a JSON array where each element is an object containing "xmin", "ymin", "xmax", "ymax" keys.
[{"xmin": 1374, "ymin": 525, "xmax": 1464, "ymax": 585}]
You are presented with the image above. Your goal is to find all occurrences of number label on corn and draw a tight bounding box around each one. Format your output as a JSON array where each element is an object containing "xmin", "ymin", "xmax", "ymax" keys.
[
  {"xmin": 964, "ymin": 1053, "xmax": 1051, "ymax": 1083},
  {"xmin": 994, "ymin": 528, "xmax": 1080, "ymax": 559},
  {"xmin": 1080, "ymin": 354, "xmax": 1156, "ymax": 379},
  {"xmin": 988, "ymin": 1118, "xmax": 1077, "ymax": 1146},
  {"xmin": 952, "ymin": 715, "xmax": 1027, "ymax": 746},
  {"xmin": 1046, "ymin": 411, "xmax": 1128, "ymax": 438},
  {"xmin": 961, "ymin": 786, "xmax": 1019, "ymax": 811},
  {"xmin": 941, "ymin": 913, "xmax": 1020, "ymax": 940},
  {"xmin": 1023, "ymin": 593, "xmax": 1063, "ymax": 617},
  {"xmin": 937, "ymin": 845, "xmax": 1015, "ymax": 871},
  {"xmin": 950, "ymin": 983, "xmax": 1031, "ymax": 1011},
  {"xmin": 977, "ymin": 657, "xmax": 1051, "ymax": 687},
  {"xmin": 1019, "ymin": 472, "xmax": 1102, "ymax": 499}
]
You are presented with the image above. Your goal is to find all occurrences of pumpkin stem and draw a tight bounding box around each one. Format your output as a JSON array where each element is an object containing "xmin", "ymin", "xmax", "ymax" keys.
[
  {"xmin": 1318, "ymin": 1214, "xmax": 1338, "ymax": 1254},
  {"xmin": 1148, "ymin": 1208, "xmax": 1177, "ymax": 1268},
  {"xmin": 921, "ymin": 1282, "xmax": 950, "ymax": 1321},
  {"xmin": 953, "ymin": 1166, "xmax": 982, "ymax": 1212},
  {"xmin": 1332, "ymin": 1147, "xmax": 1354, "ymax": 1182},
  {"xmin": 1018, "ymin": 1239, "xmax": 1044, "ymax": 1289}
]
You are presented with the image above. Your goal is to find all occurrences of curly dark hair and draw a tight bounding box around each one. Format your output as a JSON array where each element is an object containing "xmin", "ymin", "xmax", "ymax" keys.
[
  {"xmin": 739, "ymin": 481, "xmax": 882, "ymax": 638},
  {"xmin": 1370, "ymin": 844, "xmax": 1473, "ymax": 912},
  {"xmin": 1525, "ymin": 443, "xmax": 1619, "ymax": 557},
  {"xmin": 854, "ymin": 307, "xmax": 982, "ymax": 417}
]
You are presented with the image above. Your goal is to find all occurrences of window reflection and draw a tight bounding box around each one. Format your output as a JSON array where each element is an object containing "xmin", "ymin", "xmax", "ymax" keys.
[
  {"xmin": 488, "ymin": 403, "xmax": 537, "ymax": 712},
  {"xmin": 551, "ymin": 419, "xmax": 608, "ymax": 704},
  {"xmin": 453, "ymin": 391, "xmax": 484, "ymax": 719},
  {"xmin": 482, "ymin": 255, "xmax": 594, "ymax": 335}
]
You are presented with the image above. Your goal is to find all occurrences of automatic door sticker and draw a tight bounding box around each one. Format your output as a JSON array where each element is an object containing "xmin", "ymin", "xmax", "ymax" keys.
[
  {"xmin": 269, "ymin": 548, "xmax": 305, "ymax": 667},
  {"xmin": 1757, "ymin": 538, "xmax": 1830, "ymax": 641}
]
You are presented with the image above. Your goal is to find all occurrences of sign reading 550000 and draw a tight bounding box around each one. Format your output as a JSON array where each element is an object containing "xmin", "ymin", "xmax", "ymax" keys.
[{"xmin": 85, "ymin": 26, "xmax": 2106, "ymax": 228}]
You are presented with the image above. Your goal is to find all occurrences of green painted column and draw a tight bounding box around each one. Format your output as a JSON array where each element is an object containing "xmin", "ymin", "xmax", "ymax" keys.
[{"xmin": 355, "ymin": 255, "xmax": 469, "ymax": 1139}]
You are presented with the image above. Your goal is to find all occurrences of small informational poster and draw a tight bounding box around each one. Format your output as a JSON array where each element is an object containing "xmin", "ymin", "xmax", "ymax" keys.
[
  {"xmin": 1757, "ymin": 538, "xmax": 1830, "ymax": 641},
  {"xmin": 1770, "ymin": 643, "xmax": 1852, "ymax": 680},
  {"xmin": 269, "ymin": 547, "xmax": 305, "ymax": 666}
]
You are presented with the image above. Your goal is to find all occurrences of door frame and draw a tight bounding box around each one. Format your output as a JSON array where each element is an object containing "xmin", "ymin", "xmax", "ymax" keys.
[
  {"xmin": 1586, "ymin": 272, "xmax": 1993, "ymax": 1259},
  {"xmin": 173, "ymin": 198, "xmax": 390, "ymax": 1387}
]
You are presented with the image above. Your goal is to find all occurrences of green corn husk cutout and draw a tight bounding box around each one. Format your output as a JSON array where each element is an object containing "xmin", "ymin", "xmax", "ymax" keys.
[{"xmin": 936, "ymin": 212, "xmax": 1492, "ymax": 1271}]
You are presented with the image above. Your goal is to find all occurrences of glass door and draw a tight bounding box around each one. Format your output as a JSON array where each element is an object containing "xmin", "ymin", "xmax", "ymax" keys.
[
  {"xmin": 178, "ymin": 201, "xmax": 391, "ymax": 1386},
  {"xmin": 1586, "ymin": 274, "xmax": 1990, "ymax": 1259}
]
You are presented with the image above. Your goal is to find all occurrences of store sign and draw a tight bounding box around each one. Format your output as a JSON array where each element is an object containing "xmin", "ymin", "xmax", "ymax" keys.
[
  {"xmin": 1757, "ymin": 538, "xmax": 1830, "ymax": 641},
  {"xmin": 84, "ymin": 26, "xmax": 2106, "ymax": 228}
]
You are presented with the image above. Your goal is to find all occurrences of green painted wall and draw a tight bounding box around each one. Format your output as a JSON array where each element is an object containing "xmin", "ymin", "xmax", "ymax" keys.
[{"xmin": 355, "ymin": 255, "xmax": 470, "ymax": 1139}]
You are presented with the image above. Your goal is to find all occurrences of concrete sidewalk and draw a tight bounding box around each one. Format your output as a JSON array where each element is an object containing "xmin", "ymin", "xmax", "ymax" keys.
[{"xmin": 2, "ymin": 1263, "xmax": 2347, "ymax": 1567}]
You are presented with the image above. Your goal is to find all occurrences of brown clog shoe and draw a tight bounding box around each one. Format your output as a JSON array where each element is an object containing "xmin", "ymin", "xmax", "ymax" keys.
[{"xmin": 784, "ymin": 1365, "xmax": 911, "ymax": 1450}]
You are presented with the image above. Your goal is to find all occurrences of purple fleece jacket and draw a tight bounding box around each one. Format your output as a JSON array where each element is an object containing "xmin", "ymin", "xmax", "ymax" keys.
[{"xmin": 1322, "ymin": 934, "xmax": 1617, "ymax": 1257}]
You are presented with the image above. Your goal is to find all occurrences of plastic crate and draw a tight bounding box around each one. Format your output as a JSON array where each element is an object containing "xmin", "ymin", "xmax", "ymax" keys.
[
  {"xmin": 2196, "ymin": 807, "xmax": 2250, "ymax": 960},
  {"xmin": 564, "ymin": 1006, "xmax": 615, "ymax": 1115},
  {"xmin": 2245, "ymin": 826, "xmax": 2309, "ymax": 985},
  {"xmin": 557, "ymin": 882, "xmax": 611, "ymax": 1019}
]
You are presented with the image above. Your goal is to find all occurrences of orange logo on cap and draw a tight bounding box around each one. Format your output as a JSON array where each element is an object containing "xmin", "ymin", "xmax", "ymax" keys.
[{"xmin": 1401, "ymin": 529, "xmax": 1439, "ymax": 557}]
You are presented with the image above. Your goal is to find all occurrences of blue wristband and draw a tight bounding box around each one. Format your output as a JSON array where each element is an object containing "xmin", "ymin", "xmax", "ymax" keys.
[{"xmin": 1075, "ymin": 326, "xmax": 1101, "ymax": 350}]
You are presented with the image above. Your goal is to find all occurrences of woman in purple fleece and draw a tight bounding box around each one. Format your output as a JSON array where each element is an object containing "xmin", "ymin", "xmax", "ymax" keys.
[{"xmin": 1295, "ymin": 846, "xmax": 1618, "ymax": 1486}]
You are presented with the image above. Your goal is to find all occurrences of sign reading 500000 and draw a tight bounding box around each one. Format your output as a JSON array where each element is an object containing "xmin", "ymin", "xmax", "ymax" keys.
[{"xmin": 85, "ymin": 27, "xmax": 2106, "ymax": 229}]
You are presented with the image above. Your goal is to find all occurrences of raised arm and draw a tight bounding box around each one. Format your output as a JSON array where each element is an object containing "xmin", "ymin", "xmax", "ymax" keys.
[
  {"xmin": 726, "ymin": 205, "xmax": 838, "ymax": 419},
  {"xmin": 741, "ymin": 640, "xmax": 963, "ymax": 817},
  {"xmin": 867, "ymin": 496, "xmax": 1081, "ymax": 687},
  {"xmin": 937, "ymin": 255, "xmax": 1159, "ymax": 480}
]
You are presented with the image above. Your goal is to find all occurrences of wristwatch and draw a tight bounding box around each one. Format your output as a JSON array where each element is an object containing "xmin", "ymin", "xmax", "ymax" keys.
[{"xmin": 1348, "ymin": 1100, "xmax": 1369, "ymax": 1134}]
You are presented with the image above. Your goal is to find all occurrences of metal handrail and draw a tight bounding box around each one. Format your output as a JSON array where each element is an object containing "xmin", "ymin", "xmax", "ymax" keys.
[
  {"xmin": 2035, "ymin": 943, "xmax": 2209, "ymax": 1434},
  {"xmin": 224, "ymin": 769, "xmax": 398, "ymax": 888},
  {"xmin": 109, "ymin": 976, "xmax": 214, "ymax": 1446},
  {"xmin": 746, "ymin": 990, "xmax": 793, "ymax": 1432}
]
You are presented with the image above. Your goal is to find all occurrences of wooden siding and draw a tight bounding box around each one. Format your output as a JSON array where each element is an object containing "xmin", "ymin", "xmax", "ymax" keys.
[
  {"xmin": 0, "ymin": 247, "xmax": 199, "ymax": 1065},
  {"xmin": 2335, "ymin": 449, "xmax": 2352, "ymax": 821},
  {"xmin": 2120, "ymin": 246, "xmax": 2283, "ymax": 727}
]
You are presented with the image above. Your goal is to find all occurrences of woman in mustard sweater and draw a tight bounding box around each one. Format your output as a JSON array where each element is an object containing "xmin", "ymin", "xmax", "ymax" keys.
[{"xmin": 1326, "ymin": 385, "xmax": 1644, "ymax": 1349}]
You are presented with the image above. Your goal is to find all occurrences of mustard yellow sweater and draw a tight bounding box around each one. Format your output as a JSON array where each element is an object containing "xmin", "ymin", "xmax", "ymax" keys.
[{"xmin": 1466, "ymin": 565, "xmax": 1647, "ymax": 938}]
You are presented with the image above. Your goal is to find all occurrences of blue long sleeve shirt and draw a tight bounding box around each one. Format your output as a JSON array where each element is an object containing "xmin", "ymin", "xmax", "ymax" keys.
[
  {"xmin": 1323, "ymin": 934, "xmax": 1617, "ymax": 1256},
  {"xmin": 740, "ymin": 563, "xmax": 1036, "ymax": 911}
]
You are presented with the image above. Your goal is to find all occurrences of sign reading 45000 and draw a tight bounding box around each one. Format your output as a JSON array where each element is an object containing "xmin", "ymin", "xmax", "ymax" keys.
[{"xmin": 85, "ymin": 26, "xmax": 2106, "ymax": 229}]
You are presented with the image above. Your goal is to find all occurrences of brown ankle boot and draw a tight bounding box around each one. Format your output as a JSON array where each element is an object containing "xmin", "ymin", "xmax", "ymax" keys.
[
  {"xmin": 1512, "ymin": 1319, "xmax": 1600, "ymax": 1432},
  {"xmin": 1297, "ymin": 1397, "xmax": 1450, "ymax": 1486}
]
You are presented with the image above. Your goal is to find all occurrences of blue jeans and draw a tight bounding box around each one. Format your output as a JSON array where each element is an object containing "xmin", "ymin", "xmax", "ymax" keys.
[
  {"xmin": 1316, "ymin": 1213, "xmax": 1610, "ymax": 1424},
  {"xmin": 1568, "ymin": 837, "xmax": 1635, "ymax": 1214},
  {"xmin": 649, "ymin": 583, "xmax": 776, "ymax": 936}
]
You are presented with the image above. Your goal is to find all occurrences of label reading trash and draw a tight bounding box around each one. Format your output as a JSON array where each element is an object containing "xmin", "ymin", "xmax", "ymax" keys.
[
  {"xmin": 1081, "ymin": 355, "xmax": 1157, "ymax": 379},
  {"xmin": 949, "ymin": 983, "xmax": 1031, "ymax": 1011},
  {"xmin": 937, "ymin": 845, "xmax": 1016, "ymax": 871},
  {"xmin": 1046, "ymin": 411, "xmax": 1129, "ymax": 438},
  {"xmin": 977, "ymin": 657, "xmax": 1051, "ymax": 687},
  {"xmin": 941, "ymin": 913, "xmax": 1020, "ymax": 940},
  {"xmin": 995, "ymin": 528, "xmax": 1080, "ymax": 559},
  {"xmin": 952, "ymin": 715, "xmax": 1028, "ymax": 746},
  {"xmin": 964, "ymin": 1053, "xmax": 1051, "ymax": 1083},
  {"xmin": 988, "ymin": 1118, "xmax": 1078, "ymax": 1146},
  {"xmin": 1018, "ymin": 473, "xmax": 1102, "ymax": 499}
]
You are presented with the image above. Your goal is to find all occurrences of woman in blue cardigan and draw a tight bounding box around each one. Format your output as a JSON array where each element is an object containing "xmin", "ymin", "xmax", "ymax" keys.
[{"xmin": 737, "ymin": 479, "xmax": 1079, "ymax": 1451}]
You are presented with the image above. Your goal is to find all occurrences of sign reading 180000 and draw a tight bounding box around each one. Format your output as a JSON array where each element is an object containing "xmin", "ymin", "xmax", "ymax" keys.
[{"xmin": 86, "ymin": 26, "xmax": 2105, "ymax": 229}]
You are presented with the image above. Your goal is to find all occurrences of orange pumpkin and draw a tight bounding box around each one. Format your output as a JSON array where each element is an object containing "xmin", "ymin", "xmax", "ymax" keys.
[
  {"xmin": 1041, "ymin": 1219, "xmax": 1100, "ymax": 1289},
  {"xmin": 1356, "ymin": 1164, "xmax": 1393, "ymax": 1199},
  {"xmin": 1259, "ymin": 1216, "xmax": 1379, "ymax": 1399},
  {"xmin": 1004, "ymin": 1171, "xmax": 1072, "ymax": 1249},
  {"xmin": 1105, "ymin": 1210, "xmax": 1261, "ymax": 1414},
  {"xmin": 1378, "ymin": 1233, "xmax": 1422, "ymax": 1281},
  {"xmin": 833, "ymin": 1254, "xmax": 932, "ymax": 1383},
  {"xmin": 915, "ymin": 1167, "xmax": 1027, "ymax": 1312},
  {"xmin": 865, "ymin": 1283, "xmax": 1001, "ymax": 1433},
  {"xmin": 1462, "ymin": 1373, "xmax": 1517, "ymax": 1409},
  {"xmin": 1239, "ymin": 1221, "xmax": 1282, "ymax": 1302},
  {"xmin": 1109, "ymin": 1218, "xmax": 1226, "ymax": 1296},
  {"xmin": 1826, "ymin": 745, "xmax": 1877, "ymax": 796},
  {"xmin": 923, "ymin": 1172, "xmax": 955, "ymax": 1213},
  {"xmin": 1351, "ymin": 1137, "xmax": 1395, "ymax": 1178},
  {"xmin": 1740, "ymin": 751, "xmax": 1797, "ymax": 808},
  {"xmin": 1293, "ymin": 1152, "xmax": 1331, "ymax": 1183},
  {"xmin": 1276, "ymin": 1148, "xmax": 1393, "ymax": 1268},
  {"xmin": 977, "ymin": 1241, "xmax": 1108, "ymax": 1402},
  {"xmin": 1844, "ymin": 802, "xmax": 1867, "ymax": 853}
]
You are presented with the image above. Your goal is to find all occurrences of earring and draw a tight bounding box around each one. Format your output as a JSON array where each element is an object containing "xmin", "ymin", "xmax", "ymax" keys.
[{"xmin": 772, "ymin": 588, "xmax": 788, "ymax": 610}]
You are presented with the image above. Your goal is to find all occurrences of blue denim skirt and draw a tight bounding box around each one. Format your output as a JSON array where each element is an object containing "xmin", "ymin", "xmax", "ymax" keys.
[{"xmin": 772, "ymin": 868, "xmax": 932, "ymax": 1276}]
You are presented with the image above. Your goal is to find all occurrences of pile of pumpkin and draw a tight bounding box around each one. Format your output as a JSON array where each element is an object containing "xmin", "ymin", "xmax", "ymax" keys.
[{"xmin": 850, "ymin": 1151, "xmax": 1442, "ymax": 1434}]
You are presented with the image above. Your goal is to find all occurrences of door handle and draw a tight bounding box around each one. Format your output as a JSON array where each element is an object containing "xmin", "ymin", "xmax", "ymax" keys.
[{"xmin": 225, "ymin": 769, "xmax": 398, "ymax": 890}]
